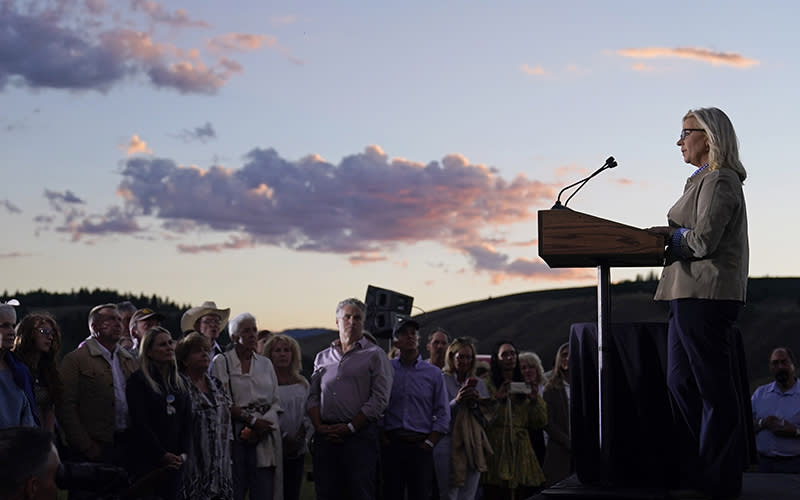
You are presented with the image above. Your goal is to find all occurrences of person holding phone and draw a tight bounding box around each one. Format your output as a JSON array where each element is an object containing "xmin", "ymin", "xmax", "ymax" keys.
[
  {"xmin": 435, "ymin": 337, "xmax": 492, "ymax": 500},
  {"xmin": 483, "ymin": 341, "xmax": 546, "ymax": 499}
]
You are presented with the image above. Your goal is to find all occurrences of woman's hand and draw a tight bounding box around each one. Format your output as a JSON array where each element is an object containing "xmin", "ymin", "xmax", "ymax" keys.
[
  {"xmin": 645, "ymin": 226, "xmax": 674, "ymax": 245},
  {"xmin": 160, "ymin": 452, "xmax": 185, "ymax": 470},
  {"xmin": 252, "ymin": 418, "xmax": 275, "ymax": 439},
  {"xmin": 494, "ymin": 380, "xmax": 510, "ymax": 401},
  {"xmin": 456, "ymin": 385, "xmax": 478, "ymax": 404}
]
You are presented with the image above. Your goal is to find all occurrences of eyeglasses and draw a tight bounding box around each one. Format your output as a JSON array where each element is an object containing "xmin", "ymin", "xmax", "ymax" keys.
[
  {"xmin": 36, "ymin": 327, "xmax": 56, "ymax": 337},
  {"xmin": 201, "ymin": 317, "xmax": 221, "ymax": 325},
  {"xmin": 499, "ymin": 351, "xmax": 517, "ymax": 359},
  {"xmin": 679, "ymin": 128, "xmax": 705, "ymax": 141},
  {"xmin": 454, "ymin": 353, "xmax": 474, "ymax": 361},
  {"xmin": 0, "ymin": 322, "xmax": 14, "ymax": 329}
]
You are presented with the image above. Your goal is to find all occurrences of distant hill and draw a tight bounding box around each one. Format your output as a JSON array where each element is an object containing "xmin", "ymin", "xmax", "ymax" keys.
[{"xmin": 6, "ymin": 278, "xmax": 800, "ymax": 390}]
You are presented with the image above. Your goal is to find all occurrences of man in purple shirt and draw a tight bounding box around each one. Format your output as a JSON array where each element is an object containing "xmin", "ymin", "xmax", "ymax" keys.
[
  {"xmin": 308, "ymin": 298, "xmax": 393, "ymax": 500},
  {"xmin": 381, "ymin": 318, "xmax": 450, "ymax": 500}
]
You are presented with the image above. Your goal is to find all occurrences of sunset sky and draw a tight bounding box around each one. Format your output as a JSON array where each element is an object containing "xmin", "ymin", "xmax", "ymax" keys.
[{"xmin": 2, "ymin": 1, "xmax": 798, "ymax": 331}]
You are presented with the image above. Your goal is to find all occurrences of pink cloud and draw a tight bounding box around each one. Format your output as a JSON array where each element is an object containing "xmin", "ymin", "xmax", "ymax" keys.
[
  {"xmin": 122, "ymin": 134, "xmax": 152, "ymax": 155},
  {"xmin": 349, "ymin": 253, "xmax": 388, "ymax": 265},
  {"xmin": 176, "ymin": 235, "xmax": 255, "ymax": 254},
  {"xmin": 617, "ymin": 47, "xmax": 759, "ymax": 69},
  {"xmin": 520, "ymin": 63, "xmax": 547, "ymax": 76},
  {"xmin": 0, "ymin": 252, "xmax": 33, "ymax": 259}
]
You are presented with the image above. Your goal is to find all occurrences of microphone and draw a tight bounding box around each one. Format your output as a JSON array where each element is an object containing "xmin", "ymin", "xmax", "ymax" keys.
[{"xmin": 552, "ymin": 156, "xmax": 618, "ymax": 209}]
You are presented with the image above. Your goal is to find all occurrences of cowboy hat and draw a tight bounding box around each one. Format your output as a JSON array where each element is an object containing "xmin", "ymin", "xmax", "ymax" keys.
[{"xmin": 181, "ymin": 301, "xmax": 230, "ymax": 333}]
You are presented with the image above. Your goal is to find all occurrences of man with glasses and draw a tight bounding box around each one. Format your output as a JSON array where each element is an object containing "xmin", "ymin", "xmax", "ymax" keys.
[
  {"xmin": 181, "ymin": 301, "xmax": 230, "ymax": 357},
  {"xmin": 58, "ymin": 304, "xmax": 138, "ymax": 473}
]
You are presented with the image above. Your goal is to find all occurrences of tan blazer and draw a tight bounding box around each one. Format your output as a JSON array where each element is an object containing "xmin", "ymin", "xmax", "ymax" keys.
[
  {"xmin": 58, "ymin": 337, "xmax": 138, "ymax": 455},
  {"xmin": 655, "ymin": 167, "xmax": 748, "ymax": 302}
]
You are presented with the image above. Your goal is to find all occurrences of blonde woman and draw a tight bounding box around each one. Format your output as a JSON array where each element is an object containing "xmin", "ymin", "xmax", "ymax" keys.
[
  {"xmin": 543, "ymin": 343, "xmax": 571, "ymax": 486},
  {"xmin": 126, "ymin": 326, "xmax": 192, "ymax": 500},
  {"xmin": 519, "ymin": 351, "xmax": 547, "ymax": 468},
  {"xmin": 647, "ymin": 107, "xmax": 749, "ymax": 498},
  {"xmin": 435, "ymin": 337, "xmax": 493, "ymax": 500},
  {"xmin": 263, "ymin": 334, "xmax": 311, "ymax": 500}
]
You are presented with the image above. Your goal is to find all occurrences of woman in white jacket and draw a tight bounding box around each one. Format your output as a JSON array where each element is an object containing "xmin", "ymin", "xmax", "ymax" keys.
[{"xmin": 212, "ymin": 312, "xmax": 283, "ymax": 500}]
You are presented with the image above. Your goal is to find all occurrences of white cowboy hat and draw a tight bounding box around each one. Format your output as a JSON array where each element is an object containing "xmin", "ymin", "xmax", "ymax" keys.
[{"xmin": 180, "ymin": 301, "xmax": 230, "ymax": 333}]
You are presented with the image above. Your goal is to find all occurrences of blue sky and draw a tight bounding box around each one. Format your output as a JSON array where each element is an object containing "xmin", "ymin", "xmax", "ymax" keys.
[{"xmin": 2, "ymin": 1, "xmax": 798, "ymax": 331}]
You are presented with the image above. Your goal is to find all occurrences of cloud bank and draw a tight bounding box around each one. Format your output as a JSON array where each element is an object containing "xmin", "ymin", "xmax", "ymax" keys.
[
  {"xmin": 29, "ymin": 143, "xmax": 593, "ymax": 282},
  {"xmin": 109, "ymin": 145, "xmax": 583, "ymax": 281},
  {"xmin": 0, "ymin": 1, "xmax": 298, "ymax": 94}
]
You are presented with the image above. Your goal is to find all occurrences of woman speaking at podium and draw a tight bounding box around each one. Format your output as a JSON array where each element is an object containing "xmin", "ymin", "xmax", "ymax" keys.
[{"xmin": 648, "ymin": 107, "xmax": 748, "ymax": 499}]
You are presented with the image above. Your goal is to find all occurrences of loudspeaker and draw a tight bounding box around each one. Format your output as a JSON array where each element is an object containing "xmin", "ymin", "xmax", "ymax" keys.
[{"xmin": 364, "ymin": 285, "xmax": 413, "ymax": 338}]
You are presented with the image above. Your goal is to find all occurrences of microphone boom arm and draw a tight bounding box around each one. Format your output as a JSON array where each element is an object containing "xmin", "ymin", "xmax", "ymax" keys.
[{"xmin": 552, "ymin": 156, "xmax": 617, "ymax": 209}]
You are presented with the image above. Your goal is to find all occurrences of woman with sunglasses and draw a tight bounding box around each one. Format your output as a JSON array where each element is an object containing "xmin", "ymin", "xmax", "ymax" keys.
[
  {"xmin": 126, "ymin": 326, "xmax": 192, "ymax": 500},
  {"xmin": 647, "ymin": 108, "xmax": 749, "ymax": 499},
  {"xmin": 12, "ymin": 313, "xmax": 63, "ymax": 431}
]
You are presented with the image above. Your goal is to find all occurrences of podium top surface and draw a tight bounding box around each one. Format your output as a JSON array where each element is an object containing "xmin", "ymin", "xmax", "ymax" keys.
[{"xmin": 538, "ymin": 209, "xmax": 665, "ymax": 268}]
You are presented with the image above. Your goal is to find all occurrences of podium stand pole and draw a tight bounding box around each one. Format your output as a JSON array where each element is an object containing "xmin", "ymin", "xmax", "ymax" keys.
[{"xmin": 597, "ymin": 264, "xmax": 611, "ymax": 473}]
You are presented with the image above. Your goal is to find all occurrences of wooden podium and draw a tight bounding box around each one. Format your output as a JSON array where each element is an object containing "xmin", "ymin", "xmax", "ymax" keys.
[
  {"xmin": 538, "ymin": 208, "xmax": 665, "ymax": 480},
  {"xmin": 538, "ymin": 209, "xmax": 664, "ymax": 268}
]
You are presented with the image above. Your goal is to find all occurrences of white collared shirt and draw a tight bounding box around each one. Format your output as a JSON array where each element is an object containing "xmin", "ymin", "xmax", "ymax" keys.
[{"xmin": 96, "ymin": 341, "xmax": 129, "ymax": 431}]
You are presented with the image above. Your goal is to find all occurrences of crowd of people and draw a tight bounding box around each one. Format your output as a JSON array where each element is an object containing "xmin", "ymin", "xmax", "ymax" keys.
[
  {"xmin": 0, "ymin": 296, "xmax": 581, "ymax": 500},
  {"xmin": 3, "ymin": 106, "xmax": 799, "ymax": 500}
]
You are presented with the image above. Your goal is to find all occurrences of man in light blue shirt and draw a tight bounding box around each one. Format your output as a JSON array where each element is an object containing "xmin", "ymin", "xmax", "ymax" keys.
[
  {"xmin": 751, "ymin": 347, "xmax": 800, "ymax": 473},
  {"xmin": 381, "ymin": 318, "xmax": 450, "ymax": 500}
]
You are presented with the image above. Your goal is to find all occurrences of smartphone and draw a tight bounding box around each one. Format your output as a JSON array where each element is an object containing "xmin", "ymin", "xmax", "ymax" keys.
[
  {"xmin": 509, "ymin": 382, "xmax": 532, "ymax": 395},
  {"xmin": 466, "ymin": 377, "xmax": 478, "ymax": 388}
]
